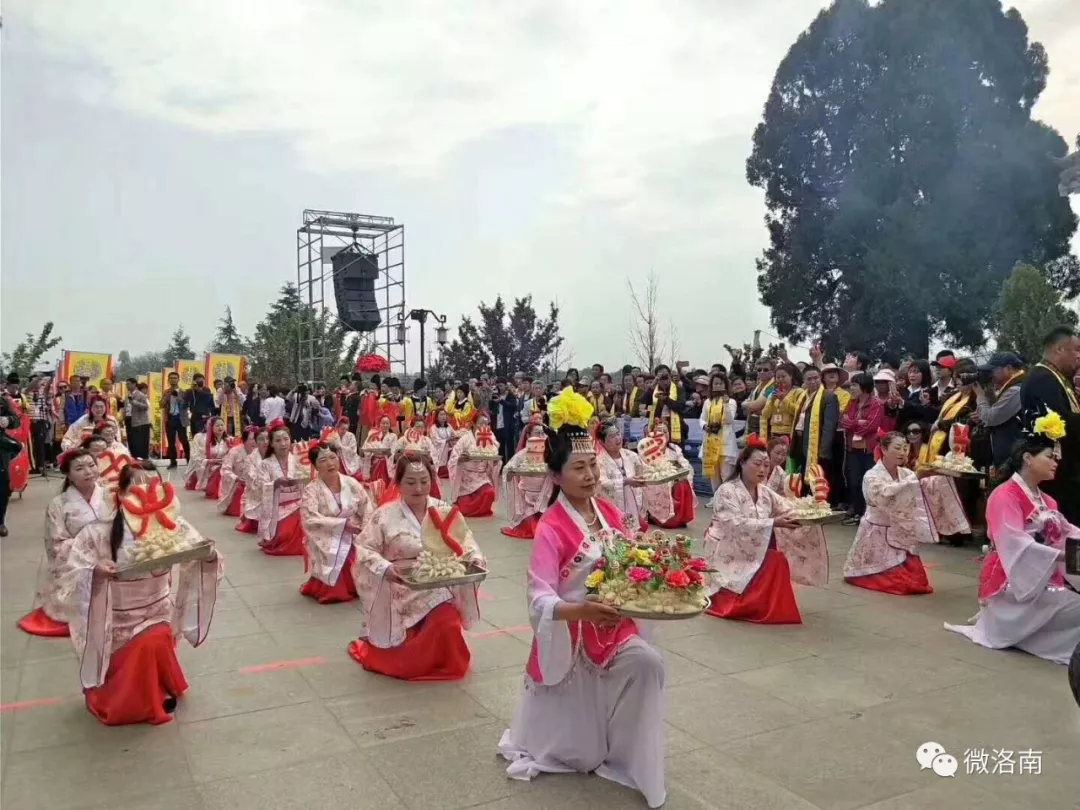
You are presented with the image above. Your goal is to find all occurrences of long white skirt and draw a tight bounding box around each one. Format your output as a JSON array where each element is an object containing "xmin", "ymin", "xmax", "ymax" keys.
[
  {"xmin": 498, "ymin": 638, "xmax": 666, "ymax": 808},
  {"xmin": 946, "ymin": 586, "xmax": 1080, "ymax": 665}
]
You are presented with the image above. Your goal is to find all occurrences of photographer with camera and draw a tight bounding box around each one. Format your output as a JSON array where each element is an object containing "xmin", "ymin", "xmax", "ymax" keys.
[{"xmin": 971, "ymin": 353, "xmax": 1024, "ymax": 472}]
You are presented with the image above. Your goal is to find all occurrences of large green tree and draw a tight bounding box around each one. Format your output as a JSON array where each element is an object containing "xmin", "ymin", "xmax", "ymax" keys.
[
  {"xmin": 0, "ymin": 322, "xmax": 62, "ymax": 379},
  {"xmin": 115, "ymin": 351, "xmax": 168, "ymax": 379},
  {"xmin": 162, "ymin": 325, "xmax": 194, "ymax": 366},
  {"xmin": 747, "ymin": 0, "xmax": 1077, "ymax": 358},
  {"xmin": 994, "ymin": 263, "xmax": 1077, "ymax": 363},
  {"xmin": 209, "ymin": 306, "xmax": 248, "ymax": 354},
  {"xmin": 442, "ymin": 295, "xmax": 564, "ymax": 380}
]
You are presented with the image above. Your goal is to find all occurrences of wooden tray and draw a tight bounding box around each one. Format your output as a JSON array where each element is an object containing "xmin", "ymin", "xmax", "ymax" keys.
[
  {"xmin": 400, "ymin": 562, "xmax": 488, "ymax": 591},
  {"xmin": 464, "ymin": 453, "xmax": 500, "ymax": 462},
  {"xmin": 514, "ymin": 466, "xmax": 549, "ymax": 478},
  {"xmin": 618, "ymin": 604, "xmax": 707, "ymax": 621},
  {"xmin": 630, "ymin": 470, "xmax": 685, "ymax": 486},
  {"xmin": 919, "ymin": 464, "xmax": 985, "ymax": 480},
  {"xmin": 117, "ymin": 541, "xmax": 214, "ymax": 580},
  {"xmin": 793, "ymin": 511, "xmax": 847, "ymax": 526},
  {"xmin": 363, "ymin": 447, "xmax": 390, "ymax": 456}
]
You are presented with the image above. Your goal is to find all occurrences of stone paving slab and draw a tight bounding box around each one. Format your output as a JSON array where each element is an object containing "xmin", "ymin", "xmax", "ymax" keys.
[{"xmin": 1, "ymin": 472, "xmax": 1076, "ymax": 809}]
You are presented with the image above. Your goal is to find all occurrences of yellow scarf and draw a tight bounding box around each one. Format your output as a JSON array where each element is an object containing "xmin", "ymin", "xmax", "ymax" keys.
[
  {"xmin": 760, "ymin": 386, "xmax": 806, "ymax": 441},
  {"xmin": 647, "ymin": 383, "xmax": 681, "ymax": 442},
  {"xmin": 702, "ymin": 396, "xmax": 728, "ymax": 470},
  {"xmin": 927, "ymin": 390, "xmax": 969, "ymax": 457},
  {"xmin": 804, "ymin": 388, "xmax": 824, "ymax": 470},
  {"xmin": 402, "ymin": 396, "xmax": 435, "ymax": 426},
  {"xmin": 446, "ymin": 392, "xmax": 475, "ymax": 426},
  {"xmin": 587, "ymin": 392, "xmax": 608, "ymax": 418},
  {"xmin": 1036, "ymin": 363, "xmax": 1080, "ymax": 413},
  {"xmin": 831, "ymin": 385, "xmax": 851, "ymax": 412},
  {"xmin": 624, "ymin": 386, "xmax": 640, "ymax": 415}
]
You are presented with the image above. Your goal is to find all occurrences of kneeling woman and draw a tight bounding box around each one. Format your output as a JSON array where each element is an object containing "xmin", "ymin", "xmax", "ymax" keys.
[
  {"xmin": 447, "ymin": 412, "xmax": 501, "ymax": 517},
  {"xmin": 499, "ymin": 419, "xmax": 551, "ymax": 539},
  {"xmin": 197, "ymin": 418, "xmax": 232, "ymax": 498},
  {"xmin": 218, "ymin": 426, "xmax": 257, "ymax": 517},
  {"xmin": 703, "ymin": 437, "xmax": 806, "ymax": 624},
  {"xmin": 236, "ymin": 429, "xmax": 268, "ymax": 534},
  {"xmin": 349, "ymin": 454, "xmax": 484, "ymax": 680},
  {"xmin": 843, "ymin": 431, "xmax": 936, "ymax": 595},
  {"xmin": 299, "ymin": 443, "xmax": 375, "ymax": 604},
  {"xmin": 499, "ymin": 391, "xmax": 666, "ymax": 809},
  {"xmin": 58, "ymin": 462, "xmax": 221, "ymax": 726},
  {"xmin": 946, "ymin": 416, "xmax": 1080, "ymax": 663},
  {"xmin": 641, "ymin": 422, "xmax": 696, "ymax": 528},
  {"xmin": 18, "ymin": 449, "xmax": 106, "ymax": 637},
  {"xmin": 254, "ymin": 420, "xmax": 306, "ymax": 556},
  {"xmin": 360, "ymin": 415, "xmax": 396, "ymax": 483}
]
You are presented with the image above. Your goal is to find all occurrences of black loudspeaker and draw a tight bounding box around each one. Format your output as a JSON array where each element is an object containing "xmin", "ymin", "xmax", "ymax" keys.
[{"xmin": 332, "ymin": 247, "xmax": 382, "ymax": 333}]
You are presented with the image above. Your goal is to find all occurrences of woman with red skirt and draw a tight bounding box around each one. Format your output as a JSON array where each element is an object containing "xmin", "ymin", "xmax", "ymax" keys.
[
  {"xmin": 640, "ymin": 422, "xmax": 696, "ymax": 529},
  {"xmin": 58, "ymin": 462, "xmax": 221, "ymax": 725},
  {"xmin": 359, "ymin": 415, "xmax": 396, "ymax": 484},
  {"xmin": 349, "ymin": 453, "xmax": 484, "ymax": 680},
  {"xmin": 254, "ymin": 420, "xmax": 306, "ymax": 556},
  {"xmin": 299, "ymin": 443, "xmax": 375, "ymax": 603},
  {"xmin": 500, "ymin": 419, "xmax": 551, "ymax": 538},
  {"xmin": 217, "ymin": 426, "xmax": 257, "ymax": 517},
  {"xmin": 447, "ymin": 412, "xmax": 501, "ymax": 517},
  {"xmin": 236, "ymin": 429, "xmax": 268, "ymax": 534}
]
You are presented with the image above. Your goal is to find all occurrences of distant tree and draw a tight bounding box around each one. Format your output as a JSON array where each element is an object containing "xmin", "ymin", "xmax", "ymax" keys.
[
  {"xmin": 0, "ymin": 322, "xmax": 63, "ymax": 379},
  {"xmin": 626, "ymin": 271, "xmax": 667, "ymax": 372},
  {"xmin": 995, "ymin": 263, "xmax": 1078, "ymax": 363},
  {"xmin": 747, "ymin": 0, "xmax": 1078, "ymax": 358},
  {"xmin": 115, "ymin": 351, "xmax": 169, "ymax": 379},
  {"xmin": 442, "ymin": 295, "xmax": 564, "ymax": 380},
  {"xmin": 209, "ymin": 306, "xmax": 248, "ymax": 354},
  {"xmin": 162, "ymin": 326, "xmax": 194, "ymax": 366}
]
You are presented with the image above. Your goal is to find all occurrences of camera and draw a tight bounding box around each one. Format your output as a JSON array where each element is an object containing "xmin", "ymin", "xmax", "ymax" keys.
[{"xmin": 959, "ymin": 372, "xmax": 979, "ymax": 386}]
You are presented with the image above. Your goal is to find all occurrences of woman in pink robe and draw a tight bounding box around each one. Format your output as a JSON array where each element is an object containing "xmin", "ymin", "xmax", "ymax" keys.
[
  {"xmin": 500, "ymin": 421, "xmax": 553, "ymax": 539},
  {"xmin": 18, "ymin": 449, "xmax": 107, "ymax": 637},
  {"xmin": 299, "ymin": 444, "xmax": 375, "ymax": 604},
  {"xmin": 217, "ymin": 427, "xmax": 257, "ymax": 517},
  {"xmin": 236, "ymin": 429, "xmax": 268, "ymax": 534},
  {"xmin": 843, "ymin": 431, "xmax": 937, "ymax": 594},
  {"xmin": 640, "ymin": 422, "xmax": 696, "ymax": 529},
  {"xmin": 945, "ymin": 428, "xmax": 1080, "ymax": 663},
  {"xmin": 447, "ymin": 412, "xmax": 501, "ymax": 517},
  {"xmin": 349, "ymin": 453, "xmax": 483, "ymax": 680},
  {"xmin": 703, "ymin": 438, "xmax": 806, "ymax": 624},
  {"xmin": 182, "ymin": 428, "xmax": 208, "ymax": 491},
  {"xmin": 596, "ymin": 419, "xmax": 647, "ymax": 532},
  {"xmin": 904, "ymin": 423, "xmax": 971, "ymax": 539},
  {"xmin": 360, "ymin": 415, "xmax": 396, "ymax": 483},
  {"xmin": 201, "ymin": 418, "xmax": 233, "ymax": 500},
  {"xmin": 389, "ymin": 424, "xmax": 442, "ymax": 501},
  {"xmin": 254, "ymin": 420, "xmax": 306, "ymax": 556},
  {"xmin": 499, "ymin": 393, "xmax": 666, "ymax": 809},
  {"xmin": 428, "ymin": 408, "xmax": 456, "ymax": 478},
  {"xmin": 60, "ymin": 395, "xmax": 108, "ymax": 450},
  {"xmin": 323, "ymin": 418, "xmax": 363, "ymax": 479},
  {"xmin": 57, "ymin": 462, "xmax": 222, "ymax": 726}
]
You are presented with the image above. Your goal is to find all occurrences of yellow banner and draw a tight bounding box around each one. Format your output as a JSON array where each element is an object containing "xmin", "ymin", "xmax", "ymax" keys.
[
  {"xmin": 148, "ymin": 371, "xmax": 164, "ymax": 455},
  {"xmin": 174, "ymin": 359, "xmax": 204, "ymax": 388},
  {"xmin": 60, "ymin": 351, "xmax": 114, "ymax": 389},
  {"xmin": 205, "ymin": 354, "xmax": 247, "ymax": 385}
]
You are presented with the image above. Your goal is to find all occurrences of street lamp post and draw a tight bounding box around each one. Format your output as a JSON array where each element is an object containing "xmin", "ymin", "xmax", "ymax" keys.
[{"xmin": 397, "ymin": 309, "xmax": 448, "ymax": 383}]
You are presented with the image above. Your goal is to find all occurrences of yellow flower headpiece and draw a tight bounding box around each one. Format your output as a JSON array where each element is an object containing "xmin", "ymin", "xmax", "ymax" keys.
[
  {"xmin": 548, "ymin": 390, "xmax": 594, "ymax": 431},
  {"xmin": 1033, "ymin": 409, "xmax": 1066, "ymax": 442}
]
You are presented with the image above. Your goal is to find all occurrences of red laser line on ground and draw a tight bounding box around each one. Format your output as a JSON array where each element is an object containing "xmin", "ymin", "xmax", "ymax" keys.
[
  {"xmin": 477, "ymin": 590, "xmax": 495, "ymax": 602},
  {"xmin": 239, "ymin": 657, "xmax": 326, "ymax": 674},
  {"xmin": 0, "ymin": 697, "xmax": 63, "ymax": 713},
  {"xmin": 468, "ymin": 625, "xmax": 532, "ymax": 640}
]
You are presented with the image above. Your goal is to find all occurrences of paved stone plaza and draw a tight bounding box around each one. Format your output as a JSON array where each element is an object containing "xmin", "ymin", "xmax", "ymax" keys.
[{"xmin": 1, "ymin": 472, "xmax": 1076, "ymax": 810}]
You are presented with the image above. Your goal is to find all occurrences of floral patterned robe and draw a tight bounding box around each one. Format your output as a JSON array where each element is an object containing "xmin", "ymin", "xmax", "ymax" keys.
[
  {"xmin": 255, "ymin": 454, "xmax": 304, "ymax": 542},
  {"xmin": 500, "ymin": 448, "xmax": 553, "ymax": 529},
  {"xmin": 216, "ymin": 443, "xmax": 250, "ymax": 513},
  {"xmin": 359, "ymin": 430, "xmax": 396, "ymax": 479},
  {"xmin": 843, "ymin": 462, "xmax": 935, "ymax": 579},
  {"xmin": 33, "ymin": 485, "xmax": 110, "ymax": 623},
  {"xmin": 641, "ymin": 445, "xmax": 694, "ymax": 524},
  {"xmin": 182, "ymin": 433, "xmax": 208, "ymax": 488},
  {"xmin": 448, "ymin": 430, "xmax": 501, "ymax": 502},
  {"xmin": 429, "ymin": 425, "xmax": 456, "ymax": 471},
  {"xmin": 60, "ymin": 414, "xmax": 96, "ymax": 451},
  {"xmin": 240, "ymin": 449, "xmax": 265, "ymax": 523},
  {"xmin": 329, "ymin": 431, "xmax": 362, "ymax": 476},
  {"xmin": 352, "ymin": 498, "xmax": 483, "ymax": 649},
  {"xmin": 301, "ymin": 475, "xmax": 374, "ymax": 586},
  {"xmin": 58, "ymin": 518, "xmax": 221, "ymax": 689},
  {"xmin": 705, "ymin": 480, "xmax": 795, "ymax": 595},
  {"xmin": 597, "ymin": 448, "xmax": 645, "ymax": 530},
  {"xmin": 764, "ymin": 468, "xmax": 829, "ymax": 587}
]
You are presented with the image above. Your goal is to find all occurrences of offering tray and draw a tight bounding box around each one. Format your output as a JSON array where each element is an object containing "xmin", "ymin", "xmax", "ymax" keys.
[
  {"xmin": 630, "ymin": 468, "xmax": 685, "ymax": 486},
  {"xmin": 400, "ymin": 561, "xmax": 488, "ymax": 591},
  {"xmin": 363, "ymin": 447, "xmax": 391, "ymax": 456},
  {"xmin": 587, "ymin": 594, "xmax": 706, "ymax": 621},
  {"xmin": 792, "ymin": 510, "xmax": 847, "ymax": 526},
  {"xmin": 917, "ymin": 461, "xmax": 985, "ymax": 480},
  {"xmin": 117, "ymin": 541, "xmax": 214, "ymax": 580},
  {"xmin": 515, "ymin": 464, "xmax": 549, "ymax": 478},
  {"xmin": 464, "ymin": 452, "xmax": 500, "ymax": 462}
]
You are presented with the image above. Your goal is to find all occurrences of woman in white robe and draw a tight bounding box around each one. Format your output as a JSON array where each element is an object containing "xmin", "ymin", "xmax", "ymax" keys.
[
  {"xmin": 18, "ymin": 449, "xmax": 108, "ymax": 637},
  {"xmin": 57, "ymin": 462, "xmax": 222, "ymax": 726},
  {"xmin": 499, "ymin": 393, "xmax": 666, "ymax": 809},
  {"xmin": 596, "ymin": 420, "xmax": 646, "ymax": 533},
  {"xmin": 60, "ymin": 396, "xmax": 109, "ymax": 450},
  {"xmin": 299, "ymin": 444, "xmax": 375, "ymax": 604},
  {"xmin": 254, "ymin": 420, "xmax": 305, "ymax": 556},
  {"xmin": 349, "ymin": 453, "xmax": 483, "ymax": 680},
  {"xmin": 96, "ymin": 419, "xmax": 129, "ymax": 457},
  {"xmin": 236, "ymin": 429, "xmax": 269, "ymax": 534},
  {"xmin": 325, "ymin": 417, "xmax": 363, "ymax": 478},
  {"xmin": 945, "ymin": 426, "xmax": 1080, "ymax": 664},
  {"xmin": 181, "ymin": 428, "xmax": 208, "ymax": 491},
  {"xmin": 500, "ymin": 420, "xmax": 553, "ymax": 539},
  {"xmin": 428, "ymin": 409, "xmax": 456, "ymax": 478},
  {"xmin": 190, "ymin": 418, "xmax": 231, "ymax": 498},
  {"xmin": 640, "ymin": 422, "xmax": 696, "ymax": 529},
  {"xmin": 843, "ymin": 431, "xmax": 938, "ymax": 595},
  {"xmin": 218, "ymin": 427, "xmax": 258, "ymax": 517},
  {"xmin": 905, "ymin": 423, "xmax": 971, "ymax": 539},
  {"xmin": 360, "ymin": 415, "xmax": 397, "ymax": 482},
  {"xmin": 447, "ymin": 412, "xmax": 501, "ymax": 517}
]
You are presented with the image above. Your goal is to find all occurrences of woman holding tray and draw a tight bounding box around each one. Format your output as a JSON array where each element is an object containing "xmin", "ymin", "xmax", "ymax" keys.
[
  {"xmin": 596, "ymin": 419, "xmax": 647, "ymax": 533},
  {"xmin": 703, "ymin": 436, "xmax": 807, "ymax": 624},
  {"xmin": 18, "ymin": 449, "xmax": 107, "ymax": 637},
  {"xmin": 447, "ymin": 411, "xmax": 501, "ymax": 517},
  {"xmin": 640, "ymin": 421, "xmax": 696, "ymax": 528},
  {"xmin": 381, "ymin": 425, "xmax": 443, "ymax": 502},
  {"xmin": 842, "ymin": 431, "xmax": 937, "ymax": 595},
  {"xmin": 500, "ymin": 418, "xmax": 552, "ymax": 539},
  {"xmin": 197, "ymin": 418, "xmax": 233, "ymax": 499},
  {"xmin": 254, "ymin": 419, "xmax": 306, "ymax": 556},
  {"xmin": 60, "ymin": 395, "xmax": 108, "ymax": 450},
  {"xmin": 945, "ymin": 413, "xmax": 1080, "ymax": 663},
  {"xmin": 218, "ymin": 426, "xmax": 258, "ymax": 518},
  {"xmin": 499, "ymin": 390, "xmax": 666, "ymax": 809},
  {"xmin": 235, "ymin": 428, "xmax": 268, "ymax": 534},
  {"xmin": 57, "ymin": 461, "xmax": 221, "ymax": 726},
  {"xmin": 299, "ymin": 443, "xmax": 375, "ymax": 604},
  {"xmin": 360, "ymin": 415, "xmax": 396, "ymax": 483},
  {"xmin": 903, "ymin": 423, "xmax": 971, "ymax": 541},
  {"xmin": 349, "ymin": 452, "xmax": 483, "ymax": 680},
  {"xmin": 96, "ymin": 419, "xmax": 129, "ymax": 457},
  {"xmin": 429, "ymin": 408, "xmax": 456, "ymax": 478}
]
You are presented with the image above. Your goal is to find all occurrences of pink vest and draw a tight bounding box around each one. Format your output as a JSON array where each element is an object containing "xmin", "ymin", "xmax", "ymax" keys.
[
  {"xmin": 979, "ymin": 480, "xmax": 1067, "ymax": 600},
  {"xmin": 525, "ymin": 498, "xmax": 639, "ymax": 683}
]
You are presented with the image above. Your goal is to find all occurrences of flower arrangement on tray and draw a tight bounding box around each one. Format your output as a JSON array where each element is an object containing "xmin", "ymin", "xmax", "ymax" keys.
[{"xmin": 585, "ymin": 530, "xmax": 711, "ymax": 617}]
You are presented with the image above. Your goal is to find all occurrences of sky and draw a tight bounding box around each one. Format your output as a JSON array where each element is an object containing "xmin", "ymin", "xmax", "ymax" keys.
[{"xmin": 2, "ymin": 0, "xmax": 1078, "ymax": 374}]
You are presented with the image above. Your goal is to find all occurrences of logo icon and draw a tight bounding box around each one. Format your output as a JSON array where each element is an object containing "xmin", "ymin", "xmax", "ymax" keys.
[
  {"xmin": 932, "ymin": 753, "xmax": 958, "ymax": 778},
  {"xmin": 916, "ymin": 742, "xmax": 957, "ymax": 777}
]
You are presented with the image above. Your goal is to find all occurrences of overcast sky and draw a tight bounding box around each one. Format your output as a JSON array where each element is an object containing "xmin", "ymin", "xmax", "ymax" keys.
[{"xmin": 3, "ymin": 0, "xmax": 1078, "ymax": 373}]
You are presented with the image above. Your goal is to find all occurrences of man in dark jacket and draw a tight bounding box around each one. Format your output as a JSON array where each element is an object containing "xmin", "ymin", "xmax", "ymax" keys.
[
  {"xmin": 492, "ymin": 379, "xmax": 520, "ymax": 464},
  {"xmin": 184, "ymin": 373, "xmax": 216, "ymax": 437},
  {"xmin": 1019, "ymin": 326, "xmax": 1080, "ymax": 523},
  {"xmin": 973, "ymin": 353, "xmax": 1024, "ymax": 471}
]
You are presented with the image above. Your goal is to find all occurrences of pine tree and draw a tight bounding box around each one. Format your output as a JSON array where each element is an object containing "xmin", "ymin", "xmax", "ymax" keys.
[
  {"xmin": 209, "ymin": 306, "xmax": 247, "ymax": 354},
  {"xmin": 162, "ymin": 325, "xmax": 194, "ymax": 366}
]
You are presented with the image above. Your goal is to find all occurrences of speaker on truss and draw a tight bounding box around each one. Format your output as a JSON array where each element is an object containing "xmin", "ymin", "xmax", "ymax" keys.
[{"xmin": 332, "ymin": 247, "xmax": 382, "ymax": 333}]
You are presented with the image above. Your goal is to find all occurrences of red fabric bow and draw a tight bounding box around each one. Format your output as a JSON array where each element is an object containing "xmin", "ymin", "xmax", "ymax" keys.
[
  {"xmin": 427, "ymin": 505, "xmax": 465, "ymax": 557},
  {"xmin": 122, "ymin": 478, "xmax": 179, "ymax": 538},
  {"xmin": 475, "ymin": 428, "xmax": 495, "ymax": 449}
]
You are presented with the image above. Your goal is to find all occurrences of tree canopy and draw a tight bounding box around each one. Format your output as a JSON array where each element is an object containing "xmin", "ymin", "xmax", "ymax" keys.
[
  {"xmin": 209, "ymin": 306, "xmax": 248, "ymax": 354},
  {"xmin": 747, "ymin": 0, "xmax": 1077, "ymax": 358},
  {"xmin": 0, "ymin": 322, "xmax": 62, "ymax": 379},
  {"xmin": 441, "ymin": 295, "xmax": 564, "ymax": 381},
  {"xmin": 994, "ymin": 263, "xmax": 1077, "ymax": 363},
  {"xmin": 162, "ymin": 326, "xmax": 194, "ymax": 366}
]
